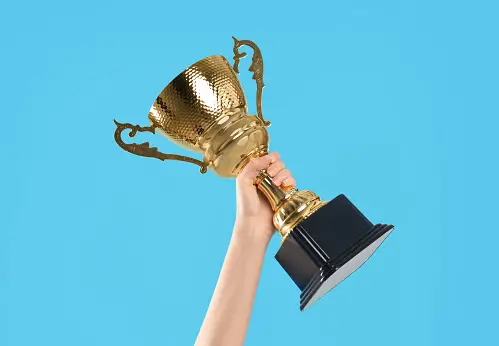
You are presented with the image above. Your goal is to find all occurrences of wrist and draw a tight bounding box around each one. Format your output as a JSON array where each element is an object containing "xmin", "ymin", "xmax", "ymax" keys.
[{"xmin": 233, "ymin": 217, "xmax": 274, "ymax": 244}]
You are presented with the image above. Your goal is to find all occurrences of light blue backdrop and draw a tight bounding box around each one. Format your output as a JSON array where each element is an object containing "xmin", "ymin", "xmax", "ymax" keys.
[{"xmin": 1, "ymin": 1, "xmax": 498, "ymax": 345}]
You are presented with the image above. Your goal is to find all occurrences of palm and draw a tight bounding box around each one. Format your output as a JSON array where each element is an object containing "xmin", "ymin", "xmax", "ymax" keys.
[{"xmin": 236, "ymin": 180, "xmax": 274, "ymax": 230}]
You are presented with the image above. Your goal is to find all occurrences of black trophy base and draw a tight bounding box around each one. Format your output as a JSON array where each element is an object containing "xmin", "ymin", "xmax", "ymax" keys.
[{"xmin": 275, "ymin": 194, "xmax": 394, "ymax": 311}]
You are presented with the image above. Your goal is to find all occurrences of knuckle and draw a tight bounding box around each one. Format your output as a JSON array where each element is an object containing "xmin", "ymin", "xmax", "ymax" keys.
[{"xmin": 268, "ymin": 163, "xmax": 284, "ymax": 176}]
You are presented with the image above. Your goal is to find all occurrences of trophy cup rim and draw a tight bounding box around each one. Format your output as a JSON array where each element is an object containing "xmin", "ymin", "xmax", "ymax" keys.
[{"xmin": 159, "ymin": 54, "xmax": 231, "ymax": 92}]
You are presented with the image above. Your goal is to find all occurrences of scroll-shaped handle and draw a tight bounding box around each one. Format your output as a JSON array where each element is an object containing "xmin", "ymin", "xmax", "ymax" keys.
[
  {"xmin": 113, "ymin": 120, "xmax": 208, "ymax": 173},
  {"xmin": 232, "ymin": 37, "xmax": 271, "ymax": 127}
]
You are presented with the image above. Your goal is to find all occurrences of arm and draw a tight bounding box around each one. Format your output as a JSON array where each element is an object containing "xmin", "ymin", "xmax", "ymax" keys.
[
  {"xmin": 193, "ymin": 221, "xmax": 269, "ymax": 346},
  {"xmin": 195, "ymin": 152, "xmax": 296, "ymax": 346}
]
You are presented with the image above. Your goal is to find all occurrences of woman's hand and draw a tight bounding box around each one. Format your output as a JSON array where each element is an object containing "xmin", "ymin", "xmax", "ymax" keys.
[{"xmin": 235, "ymin": 152, "xmax": 296, "ymax": 240}]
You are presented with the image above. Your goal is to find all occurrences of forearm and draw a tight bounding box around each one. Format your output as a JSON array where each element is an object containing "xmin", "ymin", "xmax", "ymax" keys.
[{"xmin": 195, "ymin": 219, "xmax": 271, "ymax": 346}]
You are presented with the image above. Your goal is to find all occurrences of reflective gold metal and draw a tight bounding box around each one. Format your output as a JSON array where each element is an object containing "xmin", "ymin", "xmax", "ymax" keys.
[
  {"xmin": 113, "ymin": 120, "xmax": 208, "ymax": 173},
  {"xmin": 255, "ymin": 170, "xmax": 327, "ymax": 240},
  {"xmin": 232, "ymin": 36, "xmax": 271, "ymax": 127},
  {"xmin": 113, "ymin": 37, "xmax": 326, "ymax": 238}
]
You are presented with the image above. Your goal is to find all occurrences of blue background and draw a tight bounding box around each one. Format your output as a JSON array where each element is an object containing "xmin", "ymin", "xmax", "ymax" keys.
[{"xmin": 1, "ymin": 0, "xmax": 498, "ymax": 345}]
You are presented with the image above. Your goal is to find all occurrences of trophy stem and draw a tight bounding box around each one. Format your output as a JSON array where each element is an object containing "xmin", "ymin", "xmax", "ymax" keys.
[
  {"xmin": 254, "ymin": 170, "xmax": 327, "ymax": 240},
  {"xmin": 255, "ymin": 170, "xmax": 298, "ymax": 210}
]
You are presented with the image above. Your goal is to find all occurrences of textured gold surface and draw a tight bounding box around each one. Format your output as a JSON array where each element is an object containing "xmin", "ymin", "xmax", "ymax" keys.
[
  {"xmin": 148, "ymin": 55, "xmax": 247, "ymax": 153},
  {"xmin": 113, "ymin": 37, "xmax": 326, "ymax": 237}
]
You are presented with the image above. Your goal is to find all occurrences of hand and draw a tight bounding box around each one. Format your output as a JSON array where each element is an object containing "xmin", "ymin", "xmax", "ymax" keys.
[{"xmin": 235, "ymin": 152, "xmax": 296, "ymax": 240}]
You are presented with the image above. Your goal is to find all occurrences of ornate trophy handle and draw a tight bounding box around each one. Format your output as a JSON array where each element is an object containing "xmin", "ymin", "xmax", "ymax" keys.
[
  {"xmin": 231, "ymin": 36, "xmax": 271, "ymax": 127},
  {"xmin": 113, "ymin": 120, "xmax": 208, "ymax": 173}
]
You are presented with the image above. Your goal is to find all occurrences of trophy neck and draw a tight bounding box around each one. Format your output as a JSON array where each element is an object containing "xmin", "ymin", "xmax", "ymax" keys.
[
  {"xmin": 198, "ymin": 107, "xmax": 269, "ymax": 178},
  {"xmin": 255, "ymin": 170, "xmax": 327, "ymax": 239},
  {"xmin": 255, "ymin": 171, "xmax": 298, "ymax": 210}
]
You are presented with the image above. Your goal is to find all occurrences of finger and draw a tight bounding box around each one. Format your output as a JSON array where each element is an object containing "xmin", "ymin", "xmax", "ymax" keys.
[
  {"xmin": 267, "ymin": 160, "xmax": 285, "ymax": 177},
  {"xmin": 241, "ymin": 152, "xmax": 280, "ymax": 179},
  {"xmin": 281, "ymin": 176, "xmax": 296, "ymax": 187},
  {"xmin": 268, "ymin": 152, "xmax": 280, "ymax": 161},
  {"xmin": 272, "ymin": 168, "xmax": 292, "ymax": 186}
]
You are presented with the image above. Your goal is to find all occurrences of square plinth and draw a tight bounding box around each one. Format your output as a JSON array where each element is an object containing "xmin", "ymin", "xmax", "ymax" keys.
[{"xmin": 275, "ymin": 194, "xmax": 394, "ymax": 311}]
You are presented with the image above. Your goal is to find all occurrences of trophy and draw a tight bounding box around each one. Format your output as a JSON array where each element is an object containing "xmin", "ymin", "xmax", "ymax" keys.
[{"xmin": 114, "ymin": 37, "xmax": 395, "ymax": 311}]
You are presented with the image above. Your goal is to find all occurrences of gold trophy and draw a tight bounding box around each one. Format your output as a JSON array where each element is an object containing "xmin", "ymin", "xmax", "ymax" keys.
[{"xmin": 114, "ymin": 37, "xmax": 394, "ymax": 311}]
